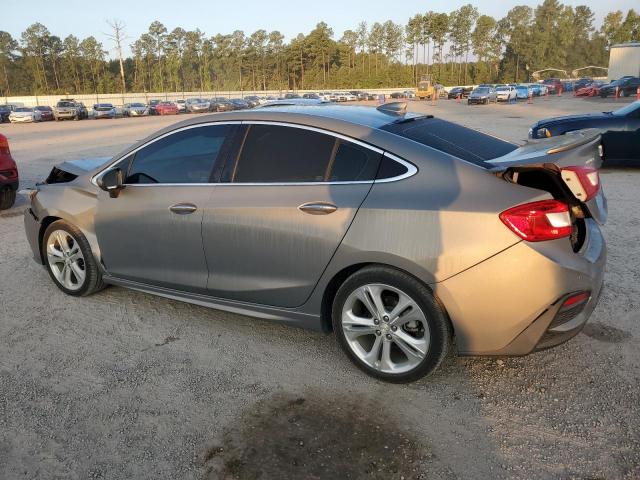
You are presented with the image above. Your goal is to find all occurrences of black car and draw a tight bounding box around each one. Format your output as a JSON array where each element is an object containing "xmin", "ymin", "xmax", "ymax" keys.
[
  {"xmin": 573, "ymin": 77, "xmax": 593, "ymax": 90},
  {"xmin": 389, "ymin": 92, "xmax": 406, "ymax": 99},
  {"xmin": 148, "ymin": 99, "xmax": 162, "ymax": 115},
  {"xmin": 0, "ymin": 104, "xmax": 14, "ymax": 123},
  {"xmin": 447, "ymin": 86, "xmax": 473, "ymax": 99},
  {"xmin": 599, "ymin": 77, "xmax": 640, "ymax": 98},
  {"xmin": 229, "ymin": 98, "xmax": 250, "ymax": 110},
  {"xmin": 529, "ymin": 101, "xmax": 640, "ymax": 164},
  {"xmin": 209, "ymin": 98, "xmax": 235, "ymax": 112}
]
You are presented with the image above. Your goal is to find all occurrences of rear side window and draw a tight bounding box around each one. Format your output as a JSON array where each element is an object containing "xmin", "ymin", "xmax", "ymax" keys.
[
  {"xmin": 329, "ymin": 140, "xmax": 380, "ymax": 181},
  {"xmin": 126, "ymin": 125, "xmax": 233, "ymax": 184},
  {"xmin": 381, "ymin": 117, "xmax": 517, "ymax": 167},
  {"xmin": 231, "ymin": 125, "xmax": 381, "ymax": 183}
]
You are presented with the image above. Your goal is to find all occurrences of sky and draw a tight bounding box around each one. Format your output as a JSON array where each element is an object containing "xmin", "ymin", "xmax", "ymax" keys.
[{"xmin": 3, "ymin": 0, "xmax": 637, "ymax": 58}]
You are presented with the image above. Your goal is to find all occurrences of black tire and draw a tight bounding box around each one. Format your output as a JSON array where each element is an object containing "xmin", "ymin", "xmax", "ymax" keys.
[
  {"xmin": 622, "ymin": 89, "xmax": 629, "ymax": 98},
  {"xmin": 332, "ymin": 266, "xmax": 452, "ymax": 383},
  {"xmin": 42, "ymin": 220, "xmax": 105, "ymax": 296},
  {"xmin": 0, "ymin": 186, "xmax": 16, "ymax": 210},
  {"xmin": 600, "ymin": 92, "xmax": 607, "ymax": 98}
]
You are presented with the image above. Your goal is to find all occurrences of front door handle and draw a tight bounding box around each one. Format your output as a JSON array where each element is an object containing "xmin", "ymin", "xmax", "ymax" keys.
[
  {"xmin": 169, "ymin": 203, "xmax": 198, "ymax": 215},
  {"xmin": 298, "ymin": 202, "xmax": 338, "ymax": 215}
]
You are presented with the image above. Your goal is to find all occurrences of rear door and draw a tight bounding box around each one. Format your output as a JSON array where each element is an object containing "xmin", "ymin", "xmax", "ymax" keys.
[{"xmin": 201, "ymin": 122, "xmax": 382, "ymax": 308}]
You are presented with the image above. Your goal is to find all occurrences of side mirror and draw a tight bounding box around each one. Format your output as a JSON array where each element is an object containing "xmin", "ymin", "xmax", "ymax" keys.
[{"xmin": 97, "ymin": 168, "xmax": 125, "ymax": 198}]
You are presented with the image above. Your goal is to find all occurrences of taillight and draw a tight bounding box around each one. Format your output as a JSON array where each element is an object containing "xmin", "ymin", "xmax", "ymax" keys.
[
  {"xmin": 561, "ymin": 291, "xmax": 590, "ymax": 308},
  {"xmin": 500, "ymin": 200, "xmax": 572, "ymax": 242},
  {"xmin": 0, "ymin": 134, "xmax": 10, "ymax": 156},
  {"xmin": 560, "ymin": 166, "xmax": 600, "ymax": 201}
]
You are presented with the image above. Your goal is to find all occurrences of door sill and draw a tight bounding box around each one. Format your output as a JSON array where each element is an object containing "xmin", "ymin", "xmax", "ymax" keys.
[{"xmin": 102, "ymin": 275, "xmax": 321, "ymax": 330}]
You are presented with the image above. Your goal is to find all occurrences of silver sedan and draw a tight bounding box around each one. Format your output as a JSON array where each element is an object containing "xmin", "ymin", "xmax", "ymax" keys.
[{"xmin": 23, "ymin": 103, "xmax": 606, "ymax": 382}]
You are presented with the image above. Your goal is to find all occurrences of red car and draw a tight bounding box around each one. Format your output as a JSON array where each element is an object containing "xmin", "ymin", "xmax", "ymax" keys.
[
  {"xmin": 155, "ymin": 102, "xmax": 179, "ymax": 115},
  {"xmin": 575, "ymin": 81, "xmax": 604, "ymax": 97},
  {"xmin": 542, "ymin": 78, "xmax": 563, "ymax": 94},
  {"xmin": 0, "ymin": 133, "xmax": 19, "ymax": 210},
  {"xmin": 34, "ymin": 105, "xmax": 54, "ymax": 121}
]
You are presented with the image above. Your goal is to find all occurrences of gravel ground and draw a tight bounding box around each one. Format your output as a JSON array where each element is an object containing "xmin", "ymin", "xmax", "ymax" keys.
[{"xmin": 1, "ymin": 96, "xmax": 638, "ymax": 479}]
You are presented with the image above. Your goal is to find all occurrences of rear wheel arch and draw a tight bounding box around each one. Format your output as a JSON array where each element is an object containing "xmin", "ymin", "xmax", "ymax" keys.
[{"xmin": 320, "ymin": 262, "xmax": 454, "ymax": 339}]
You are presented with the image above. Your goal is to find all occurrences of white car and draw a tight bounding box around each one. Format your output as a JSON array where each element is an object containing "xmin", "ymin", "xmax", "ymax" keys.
[
  {"xmin": 317, "ymin": 92, "xmax": 332, "ymax": 102},
  {"xmin": 9, "ymin": 107, "xmax": 42, "ymax": 123},
  {"xmin": 175, "ymin": 99, "xmax": 186, "ymax": 112},
  {"xmin": 495, "ymin": 86, "xmax": 517, "ymax": 102},
  {"xmin": 185, "ymin": 98, "xmax": 211, "ymax": 113}
]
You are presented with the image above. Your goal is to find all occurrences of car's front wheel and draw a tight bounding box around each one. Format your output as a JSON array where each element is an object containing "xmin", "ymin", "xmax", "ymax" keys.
[
  {"xmin": 332, "ymin": 266, "xmax": 451, "ymax": 383},
  {"xmin": 43, "ymin": 220, "xmax": 105, "ymax": 296}
]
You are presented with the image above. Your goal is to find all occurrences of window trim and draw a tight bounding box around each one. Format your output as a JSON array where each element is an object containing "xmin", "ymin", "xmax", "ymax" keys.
[{"xmin": 91, "ymin": 120, "xmax": 416, "ymax": 187}]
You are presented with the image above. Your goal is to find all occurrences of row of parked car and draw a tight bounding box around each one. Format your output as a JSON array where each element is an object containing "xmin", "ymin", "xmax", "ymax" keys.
[
  {"xmin": 0, "ymin": 91, "xmax": 388, "ymax": 124},
  {"xmin": 445, "ymin": 76, "xmax": 640, "ymax": 105}
]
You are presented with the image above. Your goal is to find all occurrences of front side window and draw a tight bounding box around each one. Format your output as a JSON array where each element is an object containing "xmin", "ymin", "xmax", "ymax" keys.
[
  {"xmin": 231, "ymin": 124, "xmax": 381, "ymax": 183},
  {"xmin": 125, "ymin": 124, "xmax": 233, "ymax": 184}
]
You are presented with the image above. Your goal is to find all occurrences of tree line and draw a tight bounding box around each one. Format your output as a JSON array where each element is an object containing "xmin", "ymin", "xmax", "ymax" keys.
[{"xmin": 1, "ymin": 0, "xmax": 638, "ymax": 97}]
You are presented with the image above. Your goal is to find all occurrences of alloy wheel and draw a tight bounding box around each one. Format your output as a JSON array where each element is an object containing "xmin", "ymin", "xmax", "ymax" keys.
[
  {"xmin": 341, "ymin": 283, "xmax": 430, "ymax": 374},
  {"xmin": 46, "ymin": 229, "xmax": 86, "ymax": 291}
]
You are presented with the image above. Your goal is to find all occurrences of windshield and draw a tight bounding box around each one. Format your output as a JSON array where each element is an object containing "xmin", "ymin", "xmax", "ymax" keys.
[
  {"xmin": 496, "ymin": 87, "xmax": 508, "ymax": 91},
  {"xmin": 35, "ymin": 106, "xmax": 51, "ymax": 110},
  {"xmin": 418, "ymin": 82, "xmax": 429, "ymax": 89},
  {"xmin": 474, "ymin": 88, "xmax": 489, "ymax": 94},
  {"xmin": 612, "ymin": 101, "xmax": 640, "ymax": 116},
  {"xmin": 130, "ymin": 103, "xmax": 145, "ymax": 107},
  {"xmin": 57, "ymin": 101, "xmax": 74, "ymax": 108},
  {"xmin": 15, "ymin": 107, "xmax": 32, "ymax": 112}
]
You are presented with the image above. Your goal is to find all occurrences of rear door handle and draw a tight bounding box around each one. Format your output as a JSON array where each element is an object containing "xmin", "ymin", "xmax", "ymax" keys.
[
  {"xmin": 298, "ymin": 202, "xmax": 338, "ymax": 215},
  {"xmin": 169, "ymin": 203, "xmax": 198, "ymax": 215}
]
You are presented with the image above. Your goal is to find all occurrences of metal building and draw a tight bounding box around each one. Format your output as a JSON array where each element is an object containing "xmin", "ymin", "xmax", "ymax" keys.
[{"xmin": 608, "ymin": 42, "xmax": 640, "ymax": 81}]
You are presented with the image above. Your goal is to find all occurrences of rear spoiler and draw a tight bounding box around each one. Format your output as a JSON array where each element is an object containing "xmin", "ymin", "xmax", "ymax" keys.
[{"xmin": 487, "ymin": 129, "xmax": 602, "ymax": 171}]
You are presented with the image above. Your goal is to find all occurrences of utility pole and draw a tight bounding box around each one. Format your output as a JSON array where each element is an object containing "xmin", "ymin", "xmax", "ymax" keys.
[{"xmin": 106, "ymin": 19, "xmax": 127, "ymax": 105}]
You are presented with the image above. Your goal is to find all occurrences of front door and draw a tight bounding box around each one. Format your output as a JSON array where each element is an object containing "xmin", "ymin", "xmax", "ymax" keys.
[
  {"xmin": 95, "ymin": 123, "xmax": 239, "ymax": 292},
  {"xmin": 202, "ymin": 123, "xmax": 382, "ymax": 308}
]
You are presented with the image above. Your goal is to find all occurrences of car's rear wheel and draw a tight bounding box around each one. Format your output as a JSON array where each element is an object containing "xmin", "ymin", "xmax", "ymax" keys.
[
  {"xmin": 0, "ymin": 186, "xmax": 16, "ymax": 210},
  {"xmin": 332, "ymin": 266, "xmax": 451, "ymax": 383},
  {"xmin": 43, "ymin": 220, "xmax": 105, "ymax": 296}
]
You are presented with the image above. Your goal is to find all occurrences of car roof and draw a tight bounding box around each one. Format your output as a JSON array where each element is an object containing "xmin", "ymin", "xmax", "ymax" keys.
[
  {"xmin": 223, "ymin": 104, "xmax": 424, "ymax": 129},
  {"xmin": 110, "ymin": 104, "xmax": 428, "ymax": 164}
]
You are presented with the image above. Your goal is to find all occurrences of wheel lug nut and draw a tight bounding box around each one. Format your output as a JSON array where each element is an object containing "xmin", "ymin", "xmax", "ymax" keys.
[
  {"xmin": 373, "ymin": 318, "xmax": 380, "ymax": 325},
  {"xmin": 391, "ymin": 325, "xmax": 397, "ymax": 331},
  {"xmin": 375, "ymin": 330, "xmax": 381, "ymax": 336},
  {"xmin": 385, "ymin": 334, "xmax": 392, "ymax": 340},
  {"xmin": 383, "ymin": 316, "xmax": 389, "ymax": 322}
]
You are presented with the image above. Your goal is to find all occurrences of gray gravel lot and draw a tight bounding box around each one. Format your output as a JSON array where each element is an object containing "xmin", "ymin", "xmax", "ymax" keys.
[{"xmin": 1, "ymin": 97, "xmax": 639, "ymax": 479}]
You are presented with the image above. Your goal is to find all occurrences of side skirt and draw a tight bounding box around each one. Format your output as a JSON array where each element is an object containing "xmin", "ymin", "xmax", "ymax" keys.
[{"xmin": 103, "ymin": 275, "xmax": 323, "ymax": 331}]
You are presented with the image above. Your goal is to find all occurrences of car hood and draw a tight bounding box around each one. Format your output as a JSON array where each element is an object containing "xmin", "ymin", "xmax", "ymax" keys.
[
  {"xmin": 11, "ymin": 112, "xmax": 34, "ymax": 117},
  {"xmin": 55, "ymin": 157, "xmax": 112, "ymax": 175}
]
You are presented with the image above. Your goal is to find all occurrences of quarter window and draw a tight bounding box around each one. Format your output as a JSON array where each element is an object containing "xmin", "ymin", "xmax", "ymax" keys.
[
  {"xmin": 126, "ymin": 125, "xmax": 233, "ymax": 184},
  {"xmin": 231, "ymin": 124, "xmax": 381, "ymax": 183}
]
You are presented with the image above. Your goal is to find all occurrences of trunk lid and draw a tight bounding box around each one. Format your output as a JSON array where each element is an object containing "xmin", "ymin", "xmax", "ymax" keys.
[{"xmin": 487, "ymin": 128, "xmax": 607, "ymax": 226}]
